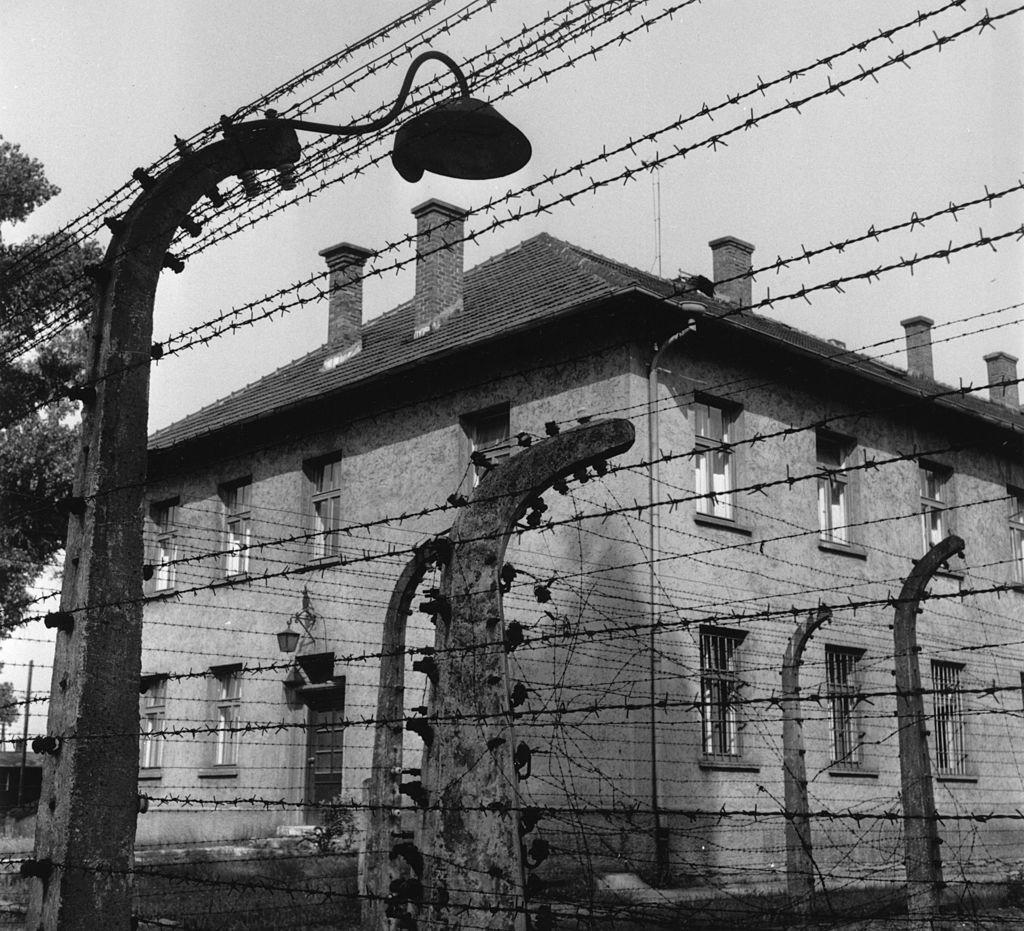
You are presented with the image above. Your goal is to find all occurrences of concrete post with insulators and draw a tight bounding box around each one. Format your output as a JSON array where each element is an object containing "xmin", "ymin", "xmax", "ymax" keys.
[
  {"xmin": 781, "ymin": 606, "xmax": 831, "ymax": 914},
  {"xmin": 26, "ymin": 123, "xmax": 300, "ymax": 930},
  {"xmin": 893, "ymin": 534, "xmax": 965, "ymax": 924},
  {"xmin": 363, "ymin": 539, "xmax": 448, "ymax": 929},
  {"xmin": 420, "ymin": 419, "xmax": 635, "ymax": 930}
]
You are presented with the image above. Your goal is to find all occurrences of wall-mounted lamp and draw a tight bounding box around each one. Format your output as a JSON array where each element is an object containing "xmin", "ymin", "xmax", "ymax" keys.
[{"xmin": 276, "ymin": 587, "xmax": 318, "ymax": 654}]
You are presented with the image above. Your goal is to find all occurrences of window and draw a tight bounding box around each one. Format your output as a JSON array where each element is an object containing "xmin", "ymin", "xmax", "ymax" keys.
[
  {"xmin": 221, "ymin": 479, "xmax": 252, "ymax": 576},
  {"xmin": 140, "ymin": 677, "xmax": 167, "ymax": 770},
  {"xmin": 826, "ymin": 646, "xmax": 864, "ymax": 768},
  {"xmin": 932, "ymin": 661, "xmax": 967, "ymax": 776},
  {"xmin": 919, "ymin": 464, "xmax": 949, "ymax": 552},
  {"xmin": 694, "ymin": 401, "xmax": 734, "ymax": 520},
  {"xmin": 212, "ymin": 667, "xmax": 242, "ymax": 767},
  {"xmin": 150, "ymin": 499, "xmax": 178, "ymax": 590},
  {"xmin": 464, "ymin": 405, "xmax": 511, "ymax": 486},
  {"xmin": 699, "ymin": 627, "xmax": 746, "ymax": 757},
  {"xmin": 817, "ymin": 435, "xmax": 849, "ymax": 544},
  {"xmin": 1010, "ymin": 490, "xmax": 1024, "ymax": 584},
  {"xmin": 310, "ymin": 456, "xmax": 344, "ymax": 560}
]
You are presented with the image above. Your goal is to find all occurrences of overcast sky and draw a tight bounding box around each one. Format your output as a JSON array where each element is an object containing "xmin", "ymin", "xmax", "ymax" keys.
[{"xmin": 1, "ymin": 1, "xmax": 1022, "ymax": 709}]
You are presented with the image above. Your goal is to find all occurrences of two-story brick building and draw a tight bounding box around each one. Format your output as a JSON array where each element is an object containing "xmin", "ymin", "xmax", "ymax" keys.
[{"xmin": 138, "ymin": 198, "xmax": 1024, "ymax": 895}]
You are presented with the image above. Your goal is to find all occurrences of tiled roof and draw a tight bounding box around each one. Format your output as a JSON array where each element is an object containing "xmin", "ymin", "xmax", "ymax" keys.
[{"xmin": 149, "ymin": 232, "xmax": 1021, "ymax": 451}]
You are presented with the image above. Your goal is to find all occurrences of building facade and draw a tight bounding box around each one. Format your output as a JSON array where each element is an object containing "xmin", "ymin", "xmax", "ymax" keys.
[{"xmin": 139, "ymin": 199, "xmax": 1024, "ymax": 895}]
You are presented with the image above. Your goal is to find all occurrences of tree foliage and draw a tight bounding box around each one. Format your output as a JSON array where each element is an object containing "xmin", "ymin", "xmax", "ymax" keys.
[
  {"xmin": 0, "ymin": 138, "xmax": 98, "ymax": 634},
  {"xmin": 0, "ymin": 136, "xmax": 60, "ymax": 234},
  {"xmin": 0, "ymin": 678, "xmax": 16, "ymax": 728}
]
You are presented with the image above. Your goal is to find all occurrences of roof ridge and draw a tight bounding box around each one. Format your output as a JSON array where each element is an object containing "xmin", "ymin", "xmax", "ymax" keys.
[{"xmin": 561, "ymin": 239, "xmax": 682, "ymax": 294}]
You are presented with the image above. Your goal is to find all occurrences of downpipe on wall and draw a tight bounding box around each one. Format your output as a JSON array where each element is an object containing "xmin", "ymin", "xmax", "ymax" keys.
[{"xmin": 646, "ymin": 312, "xmax": 700, "ymax": 883}]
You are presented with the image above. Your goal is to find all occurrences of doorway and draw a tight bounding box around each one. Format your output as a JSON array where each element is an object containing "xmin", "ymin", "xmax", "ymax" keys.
[{"xmin": 300, "ymin": 681, "xmax": 346, "ymax": 820}]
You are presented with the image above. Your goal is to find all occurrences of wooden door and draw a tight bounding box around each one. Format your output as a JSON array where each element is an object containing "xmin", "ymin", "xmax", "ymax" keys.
[{"xmin": 304, "ymin": 689, "xmax": 346, "ymax": 819}]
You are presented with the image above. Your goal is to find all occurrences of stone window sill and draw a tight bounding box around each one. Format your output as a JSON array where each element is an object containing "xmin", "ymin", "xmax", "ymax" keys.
[
  {"xmin": 198, "ymin": 766, "xmax": 239, "ymax": 779},
  {"xmin": 145, "ymin": 586, "xmax": 179, "ymax": 600},
  {"xmin": 138, "ymin": 769, "xmax": 164, "ymax": 781},
  {"xmin": 694, "ymin": 513, "xmax": 753, "ymax": 536},
  {"xmin": 936, "ymin": 773, "xmax": 978, "ymax": 784},
  {"xmin": 698, "ymin": 758, "xmax": 760, "ymax": 773},
  {"xmin": 828, "ymin": 767, "xmax": 878, "ymax": 779},
  {"xmin": 818, "ymin": 539, "xmax": 867, "ymax": 560},
  {"xmin": 212, "ymin": 573, "xmax": 250, "ymax": 588}
]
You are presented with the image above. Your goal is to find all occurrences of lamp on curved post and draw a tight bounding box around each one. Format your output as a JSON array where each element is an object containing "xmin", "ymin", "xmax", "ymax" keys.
[
  {"xmin": 28, "ymin": 50, "xmax": 532, "ymax": 930},
  {"xmin": 251, "ymin": 50, "xmax": 531, "ymax": 183}
]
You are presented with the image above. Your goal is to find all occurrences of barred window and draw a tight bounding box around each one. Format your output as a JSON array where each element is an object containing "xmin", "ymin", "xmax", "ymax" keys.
[
  {"xmin": 221, "ymin": 479, "xmax": 252, "ymax": 576},
  {"xmin": 694, "ymin": 402, "xmax": 734, "ymax": 520},
  {"xmin": 817, "ymin": 435, "xmax": 849, "ymax": 544},
  {"xmin": 311, "ymin": 456, "xmax": 344, "ymax": 560},
  {"xmin": 826, "ymin": 646, "xmax": 863, "ymax": 768},
  {"xmin": 932, "ymin": 661, "xmax": 968, "ymax": 776},
  {"xmin": 140, "ymin": 677, "xmax": 167, "ymax": 770},
  {"xmin": 213, "ymin": 668, "xmax": 242, "ymax": 768},
  {"xmin": 700, "ymin": 627, "xmax": 746, "ymax": 757}
]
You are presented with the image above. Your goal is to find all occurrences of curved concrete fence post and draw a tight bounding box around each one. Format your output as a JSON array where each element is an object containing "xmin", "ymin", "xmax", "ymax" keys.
[
  {"xmin": 364, "ymin": 538, "xmax": 449, "ymax": 928},
  {"xmin": 419, "ymin": 419, "xmax": 635, "ymax": 931},
  {"xmin": 894, "ymin": 534, "xmax": 965, "ymax": 925},
  {"xmin": 26, "ymin": 124, "xmax": 301, "ymax": 930},
  {"xmin": 781, "ymin": 605, "xmax": 832, "ymax": 914}
]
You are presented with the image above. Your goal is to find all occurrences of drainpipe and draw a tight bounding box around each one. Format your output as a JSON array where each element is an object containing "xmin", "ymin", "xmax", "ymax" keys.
[{"xmin": 647, "ymin": 311, "xmax": 700, "ymax": 882}]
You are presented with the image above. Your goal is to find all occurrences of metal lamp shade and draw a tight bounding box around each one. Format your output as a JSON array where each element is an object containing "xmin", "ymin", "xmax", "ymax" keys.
[
  {"xmin": 391, "ymin": 96, "xmax": 531, "ymax": 183},
  {"xmin": 277, "ymin": 627, "xmax": 300, "ymax": 654}
]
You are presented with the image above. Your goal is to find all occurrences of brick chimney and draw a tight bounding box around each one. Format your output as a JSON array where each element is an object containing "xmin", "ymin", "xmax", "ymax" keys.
[
  {"xmin": 412, "ymin": 199, "xmax": 467, "ymax": 338},
  {"xmin": 900, "ymin": 316, "xmax": 934, "ymax": 380},
  {"xmin": 708, "ymin": 236, "xmax": 754, "ymax": 308},
  {"xmin": 983, "ymin": 351, "xmax": 1020, "ymax": 409},
  {"xmin": 319, "ymin": 242, "xmax": 372, "ymax": 354}
]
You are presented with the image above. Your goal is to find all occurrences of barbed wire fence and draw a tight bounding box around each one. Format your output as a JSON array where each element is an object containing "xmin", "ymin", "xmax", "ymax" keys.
[{"xmin": 2, "ymin": 0, "xmax": 1023, "ymax": 928}]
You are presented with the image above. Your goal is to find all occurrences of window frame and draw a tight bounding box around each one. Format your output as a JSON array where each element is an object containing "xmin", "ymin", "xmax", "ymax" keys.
[
  {"xmin": 699, "ymin": 625, "xmax": 748, "ymax": 759},
  {"xmin": 220, "ymin": 478, "xmax": 253, "ymax": 577},
  {"xmin": 1009, "ymin": 488, "xmax": 1024, "ymax": 585},
  {"xmin": 692, "ymin": 397, "xmax": 739, "ymax": 522},
  {"xmin": 919, "ymin": 462, "xmax": 952, "ymax": 554},
  {"xmin": 307, "ymin": 454, "xmax": 344, "ymax": 561},
  {"xmin": 211, "ymin": 665, "xmax": 243, "ymax": 769},
  {"xmin": 462, "ymin": 403, "xmax": 512, "ymax": 487},
  {"xmin": 139, "ymin": 676, "xmax": 168, "ymax": 771},
  {"xmin": 816, "ymin": 433, "xmax": 852, "ymax": 546},
  {"xmin": 931, "ymin": 660, "xmax": 968, "ymax": 777},
  {"xmin": 825, "ymin": 645, "xmax": 865, "ymax": 770},
  {"xmin": 149, "ymin": 497, "xmax": 179, "ymax": 592}
]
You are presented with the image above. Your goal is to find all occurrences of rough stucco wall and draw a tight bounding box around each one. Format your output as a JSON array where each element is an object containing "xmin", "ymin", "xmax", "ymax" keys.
[
  {"xmin": 650, "ymin": 333, "xmax": 1024, "ymax": 884},
  {"xmin": 136, "ymin": 311, "xmax": 1024, "ymax": 889},
  {"xmin": 137, "ymin": 319, "xmax": 645, "ymax": 847}
]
